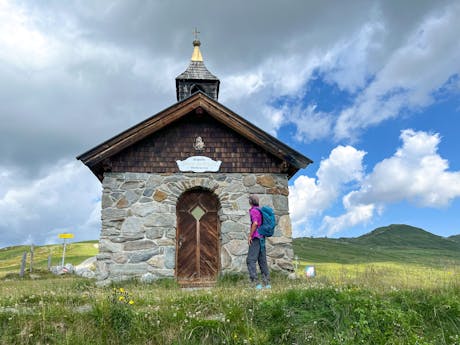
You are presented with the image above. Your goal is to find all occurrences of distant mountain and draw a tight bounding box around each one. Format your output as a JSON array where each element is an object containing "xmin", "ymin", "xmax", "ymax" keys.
[
  {"xmin": 448, "ymin": 234, "xmax": 460, "ymax": 244},
  {"xmin": 351, "ymin": 224, "xmax": 460, "ymax": 250},
  {"xmin": 292, "ymin": 224, "xmax": 460, "ymax": 266}
]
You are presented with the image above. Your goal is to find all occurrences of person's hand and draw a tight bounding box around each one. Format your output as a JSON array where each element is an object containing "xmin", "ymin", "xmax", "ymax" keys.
[{"xmin": 248, "ymin": 236, "xmax": 252, "ymax": 245}]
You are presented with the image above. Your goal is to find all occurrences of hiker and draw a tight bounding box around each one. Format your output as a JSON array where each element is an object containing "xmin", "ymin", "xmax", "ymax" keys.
[{"xmin": 246, "ymin": 194, "xmax": 271, "ymax": 289}]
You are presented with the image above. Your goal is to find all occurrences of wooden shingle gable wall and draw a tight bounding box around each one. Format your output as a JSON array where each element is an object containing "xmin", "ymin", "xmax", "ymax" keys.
[
  {"xmin": 77, "ymin": 92, "xmax": 312, "ymax": 179},
  {"xmin": 104, "ymin": 111, "xmax": 285, "ymax": 175}
]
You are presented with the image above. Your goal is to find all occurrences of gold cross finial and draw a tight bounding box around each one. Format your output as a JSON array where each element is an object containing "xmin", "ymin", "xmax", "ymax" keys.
[{"xmin": 193, "ymin": 27, "xmax": 200, "ymax": 41}]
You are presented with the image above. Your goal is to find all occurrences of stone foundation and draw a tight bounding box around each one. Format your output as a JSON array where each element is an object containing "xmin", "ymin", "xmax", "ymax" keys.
[{"xmin": 97, "ymin": 172, "xmax": 294, "ymax": 284}]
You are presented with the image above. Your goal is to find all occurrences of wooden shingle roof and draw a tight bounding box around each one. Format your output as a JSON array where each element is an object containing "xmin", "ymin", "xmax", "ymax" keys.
[
  {"xmin": 176, "ymin": 61, "xmax": 219, "ymax": 81},
  {"xmin": 77, "ymin": 92, "xmax": 312, "ymax": 179}
]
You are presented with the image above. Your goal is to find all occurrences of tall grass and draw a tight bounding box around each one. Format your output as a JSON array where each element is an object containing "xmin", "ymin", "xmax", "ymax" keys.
[{"xmin": 1, "ymin": 265, "xmax": 459, "ymax": 345}]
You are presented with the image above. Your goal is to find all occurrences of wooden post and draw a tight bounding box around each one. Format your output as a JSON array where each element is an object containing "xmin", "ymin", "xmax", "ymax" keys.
[
  {"xmin": 29, "ymin": 244, "xmax": 34, "ymax": 273},
  {"xmin": 62, "ymin": 239, "xmax": 67, "ymax": 267},
  {"xmin": 47, "ymin": 254, "xmax": 52, "ymax": 271},
  {"xmin": 19, "ymin": 251, "xmax": 27, "ymax": 278}
]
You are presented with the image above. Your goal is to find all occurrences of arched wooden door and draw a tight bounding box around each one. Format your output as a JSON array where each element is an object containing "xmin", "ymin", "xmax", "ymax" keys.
[{"xmin": 176, "ymin": 189, "xmax": 220, "ymax": 286}]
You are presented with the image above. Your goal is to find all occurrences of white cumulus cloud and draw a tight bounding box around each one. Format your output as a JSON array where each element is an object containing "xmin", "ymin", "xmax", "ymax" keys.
[
  {"xmin": 289, "ymin": 145, "xmax": 366, "ymax": 236},
  {"xmin": 316, "ymin": 129, "xmax": 460, "ymax": 236}
]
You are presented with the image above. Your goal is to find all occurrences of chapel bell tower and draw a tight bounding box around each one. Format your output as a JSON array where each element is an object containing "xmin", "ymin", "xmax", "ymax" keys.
[{"xmin": 175, "ymin": 36, "xmax": 220, "ymax": 101}]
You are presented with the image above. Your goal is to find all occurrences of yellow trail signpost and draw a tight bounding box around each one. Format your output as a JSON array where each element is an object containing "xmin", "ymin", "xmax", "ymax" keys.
[{"xmin": 58, "ymin": 233, "xmax": 74, "ymax": 266}]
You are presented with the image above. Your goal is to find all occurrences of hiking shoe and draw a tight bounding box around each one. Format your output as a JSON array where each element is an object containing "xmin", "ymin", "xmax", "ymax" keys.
[
  {"xmin": 255, "ymin": 284, "xmax": 263, "ymax": 290},
  {"xmin": 265, "ymin": 284, "xmax": 271, "ymax": 289}
]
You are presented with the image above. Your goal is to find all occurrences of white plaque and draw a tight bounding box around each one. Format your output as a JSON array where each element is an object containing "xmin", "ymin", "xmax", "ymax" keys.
[{"xmin": 176, "ymin": 156, "xmax": 222, "ymax": 172}]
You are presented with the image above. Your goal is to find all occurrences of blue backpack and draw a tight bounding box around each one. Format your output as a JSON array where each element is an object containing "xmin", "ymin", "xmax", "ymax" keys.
[{"xmin": 257, "ymin": 206, "xmax": 276, "ymax": 237}]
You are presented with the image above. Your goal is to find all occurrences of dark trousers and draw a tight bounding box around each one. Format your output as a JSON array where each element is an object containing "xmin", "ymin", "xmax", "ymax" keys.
[{"xmin": 246, "ymin": 238, "xmax": 270, "ymax": 285}]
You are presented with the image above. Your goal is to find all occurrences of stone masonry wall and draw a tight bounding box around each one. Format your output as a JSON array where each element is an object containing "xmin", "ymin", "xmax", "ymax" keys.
[{"xmin": 97, "ymin": 172, "xmax": 294, "ymax": 285}]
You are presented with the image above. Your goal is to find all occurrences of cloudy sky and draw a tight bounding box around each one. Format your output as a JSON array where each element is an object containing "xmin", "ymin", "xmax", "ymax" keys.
[{"xmin": 1, "ymin": 0, "xmax": 460, "ymax": 247}]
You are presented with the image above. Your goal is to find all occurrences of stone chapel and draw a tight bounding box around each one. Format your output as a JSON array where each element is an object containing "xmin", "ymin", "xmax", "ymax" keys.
[{"xmin": 77, "ymin": 38, "xmax": 312, "ymax": 286}]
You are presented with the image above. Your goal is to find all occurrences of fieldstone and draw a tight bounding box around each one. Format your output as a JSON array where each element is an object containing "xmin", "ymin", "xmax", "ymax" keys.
[
  {"xmin": 124, "ymin": 240, "xmax": 156, "ymax": 251},
  {"xmin": 128, "ymin": 249, "xmax": 159, "ymax": 263},
  {"xmin": 166, "ymin": 184, "xmax": 182, "ymax": 197},
  {"xmin": 113, "ymin": 253, "xmax": 128, "ymax": 264},
  {"xmin": 99, "ymin": 239, "xmax": 123, "ymax": 253},
  {"xmin": 234, "ymin": 195, "xmax": 250, "ymax": 211},
  {"xmin": 95, "ymin": 261, "xmax": 109, "ymax": 280},
  {"xmin": 111, "ymin": 234, "xmax": 144, "ymax": 243},
  {"xmin": 121, "ymin": 181, "xmax": 145, "ymax": 190},
  {"xmin": 221, "ymin": 220, "xmax": 242, "ymax": 234},
  {"xmin": 102, "ymin": 193, "xmax": 113, "ymax": 208},
  {"xmin": 101, "ymin": 226, "xmax": 121, "ymax": 236},
  {"xmin": 145, "ymin": 213, "xmax": 175, "ymax": 227},
  {"xmin": 146, "ymin": 175, "xmax": 163, "ymax": 187},
  {"xmin": 143, "ymin": 188, "xmax": 154, "ymax": 197},
  {"xmin": 147, "ymin": 268, "xmax": 174, "ymax": 277},
  {"xmin": 221, "ymin": 231, "xmax": 245, "ymax": 245},
  {"xmin": 220, "ymin": 209, "xmax": 246, "ymax": 217},
  {"xmin": 258, "ymin": 195, "xmax": 273, "ymax": 208},
  {"xmin": 225, "ymin": 240, "xmax": 247, "ymax": 256},
  {"xmin": 96, "ymin": 253, "xmax": 111, "ymax": 260},
  {"xmin": 267, "ymin": 236, "xmax": 291, "ymax": 245},
  {"xmin": 278, "ymin": 215, "xmax": 292, "ymax": 237},
  {"xmin": 267, "ymin": 187, "xmax": 289, "ymax": 196},
  {"xmin": 125, "ymin": 190, "xmax": 140, "ymax": 205},
  {"xmin": 147, "ymin": 255, "xmax": 164, "ymax": 268},
  {"xmin": 156, "ymin": 238, "xmax": 175, "ymax": 246},
  {"xmin": 164, "ymin": 246, "xmax": 175, "ymax": 269},
  {"xmin": 243, "ymin": 175, "xmax": 256, "ymax": 187},
  {"xmin": 102, "ymin": 208, "xmax": 128, "ymax": 221},
  {"xmin": 257, "ymin": 175, "xmax": 275, "ymax": 188},
  {"xmin": 220, "ymin": 247, "xmax": 231, "ymax": 269},
  {"xmin": 165, "ymin": 227, "xmax": 176, "ymax": 239},
  {"xmin": 273, "ymin": 195, "xmax": 288, "ymax": 212},
  {"xmin": 153, "ymin": 190, "xmax": 168, "ymax": 202},
  {"xmin": 247, "ymin": 185, "xmax": 265, "ymax": 194},
  {"xmin": 116, "ymin": 197, "xmax": 129, "ymax": 208},
  {"xmin": 110, "ymin": 263, "xmax": 149, "ymax": 275},
  {"xmin": 140, "ymin": 272, "xmax": 158, "ymax": 283},
  {"xmin": 75, "ymin": 268, "xmax": 96, "ymax": 279},
  {"xmin": 103, "ymin": 176, "xmax": 120, "ymax": 190},
  {"xmin": 146, "ymin": 227, "xmax": 163, "ymax": 239},
  {"xmin": 229, "ymin": 255, "xmax": 245, "ymax": 272},
  {"xmin": 223, "ymin": 182, "xmax": 244, "ymax": 193},
  {"xmin": 132, "ymin": 203, "xmax": 155, "ymax": 217},
  {"xmin": 121, "ymin": 217, "xmax": 144, "ymax": 236}
]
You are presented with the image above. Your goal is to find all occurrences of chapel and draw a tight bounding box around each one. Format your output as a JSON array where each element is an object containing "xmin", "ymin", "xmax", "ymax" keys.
[{"xmin": 77, "ymin": 37, "xmax": 312, "ymax": 286}]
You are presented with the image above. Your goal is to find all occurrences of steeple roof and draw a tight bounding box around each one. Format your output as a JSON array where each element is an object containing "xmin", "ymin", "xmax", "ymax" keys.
[{"xmin": 176, "ymin": 40, "xmax": 219, "ymax": 81}]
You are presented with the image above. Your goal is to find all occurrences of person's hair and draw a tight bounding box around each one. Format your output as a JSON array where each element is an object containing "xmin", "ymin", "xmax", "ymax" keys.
[{"xmin": 249, "ymin": 194, "xmax": 259, "ymax": 206}]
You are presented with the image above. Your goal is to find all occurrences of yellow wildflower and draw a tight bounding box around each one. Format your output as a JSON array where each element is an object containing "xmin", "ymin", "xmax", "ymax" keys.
[
  {"xmin": 129, "ymin": 300, "xmax": 135, "ymax": 305},
  {"xmin": 119, "ymin": 296, "xmax": 125, "ymax": 301}
]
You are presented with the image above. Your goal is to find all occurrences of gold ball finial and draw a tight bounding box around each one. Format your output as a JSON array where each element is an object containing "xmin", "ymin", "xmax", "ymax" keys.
[{"xmin": 191, "ymin": 28, "xmax": 203, "ymax": 61}]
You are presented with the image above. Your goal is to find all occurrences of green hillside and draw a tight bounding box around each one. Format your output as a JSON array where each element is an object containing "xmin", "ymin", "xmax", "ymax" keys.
[
  {"xmin": 448, "ymin": 234, "xmax": 460, "ymax": 243},
  {"xmin": 0, "ymin": 241, "xmax": 98, "ymax": 276},
  {"xmin": 351, "ymin": 224, "xmax": 460, "ymax": 250},
  {"xmin": 293, "ymin": 224, "xmax": 460, "ymax": 267}
]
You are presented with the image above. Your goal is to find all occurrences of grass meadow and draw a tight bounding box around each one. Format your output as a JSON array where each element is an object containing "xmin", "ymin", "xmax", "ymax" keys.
[{"xmin": 1, "ymin": 261, "xmax": 459, "ymax": 344}]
